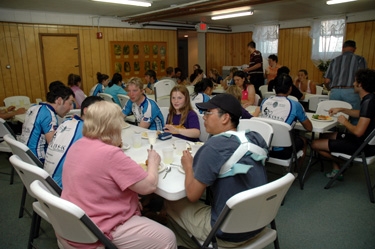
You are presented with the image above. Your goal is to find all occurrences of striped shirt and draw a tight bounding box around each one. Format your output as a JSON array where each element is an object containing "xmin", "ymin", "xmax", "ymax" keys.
[{"xmin": 325, "ymin": 51, "xmax": 367, "ymax": 88}]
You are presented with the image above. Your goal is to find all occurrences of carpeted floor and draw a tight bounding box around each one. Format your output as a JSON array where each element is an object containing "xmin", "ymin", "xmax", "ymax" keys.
[{"xmin": 1, "ymin": 152, "xmax": 374, "ymax": 249}]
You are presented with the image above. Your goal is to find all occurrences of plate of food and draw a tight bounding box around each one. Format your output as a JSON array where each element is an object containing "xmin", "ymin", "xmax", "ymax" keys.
[
  {"xmin": 141, "ymin": 131, "xmax": 161, "ymax": 139},
  {"xmin": 311, "ymin": 114, "xmax": 334, "ymax": 122},
  {"xmin": 139, "ymin": 161, "xmax": 166, "ymax": 173}
]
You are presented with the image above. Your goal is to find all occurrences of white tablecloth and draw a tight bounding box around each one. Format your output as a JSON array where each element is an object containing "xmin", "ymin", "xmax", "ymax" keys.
[{"xmin": 121, "ymin": 125, "xmax": 187, "ymax": 201}]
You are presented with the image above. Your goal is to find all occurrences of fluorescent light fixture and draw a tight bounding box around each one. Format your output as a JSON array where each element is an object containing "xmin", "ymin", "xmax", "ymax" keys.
[
  {"xmin": 326, "ymin": 0, "xmax": 357, "ymax": 5},
  {"xmin": 92, "ymin": 0, "xmax": 151, "ymax": 7},
  {"xmin": 211, "ymin": 11, "xmax": 253, "ymax": 20},
  {"xmin": 212, "ymin": 6, "xmax": 251, "ymax": 16},
  {"xmin": 184, "ymin": 35, "xmax": 188, "ymax": 38}
]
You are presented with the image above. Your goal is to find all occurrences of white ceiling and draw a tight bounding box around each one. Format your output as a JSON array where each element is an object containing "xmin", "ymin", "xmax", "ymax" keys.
[{"xmin": 0, "ymin": 0, "xmax": 374, "ymax": 28}]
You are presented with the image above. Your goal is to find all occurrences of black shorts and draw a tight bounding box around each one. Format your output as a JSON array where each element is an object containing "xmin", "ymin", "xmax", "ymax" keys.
[
  {"xmin": 269, "ymin": 136, "xmax": 304, "ymax": 160},
  {"xmin": 329, "ymin": 132, "xmax": 375, "ymax": 156}
]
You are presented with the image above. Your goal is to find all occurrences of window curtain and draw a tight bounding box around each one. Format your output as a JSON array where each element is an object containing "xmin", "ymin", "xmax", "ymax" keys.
[
  {"xmin": 252, "ymin": 24, "xmax": 279, "ymax": 58},
  {"xmin": 310, "ymin": 18, "xmax": 346, "ymax": 66}
]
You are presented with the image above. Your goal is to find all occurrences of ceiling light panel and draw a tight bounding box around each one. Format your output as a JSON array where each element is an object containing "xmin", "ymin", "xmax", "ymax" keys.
[
  {"xmin": 211, "ymin": 11, "xmax": 254, "ymax": 20},
  {"xmin": 91, "ymin": 0, "xmax": 151, "ymax": 7},
  {"xmin": 326, "ymin": 0, "xmax": 357, "ymax": 5}
]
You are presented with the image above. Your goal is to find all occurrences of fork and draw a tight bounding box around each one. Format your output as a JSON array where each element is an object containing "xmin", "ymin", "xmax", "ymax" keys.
[{"xmin": 163, "ymin": 166, "xmax": 171, "ymax": 179}]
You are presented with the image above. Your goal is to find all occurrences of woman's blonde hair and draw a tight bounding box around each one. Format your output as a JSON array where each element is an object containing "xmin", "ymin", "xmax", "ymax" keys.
[
  {"xmin": 226, "ymin": 85, "xmax": 242, "ymax": 102},
  {"xmin": 127, "ymin": 77, "xmax": 144, "ymax": 90},
  {"xmin": 167, "ymin": 85, "xmax": 193, "ymax": 125},
  {"xmin": 83, "ymin": 101, "xmax": 124, "ymax": 147}
]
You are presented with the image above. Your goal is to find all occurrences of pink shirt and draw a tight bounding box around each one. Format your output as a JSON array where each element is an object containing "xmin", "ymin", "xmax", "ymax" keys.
[
  {"xmin": 242, "ymin": 88, "xmax": 248, "ymax": 101},
  {"xmin": 71, "ymin": 85, "xmax": 86, "ymax": 108},
  {"xmin": 61, "ymin": 137, "xmax": 147, "ymax": 247}
]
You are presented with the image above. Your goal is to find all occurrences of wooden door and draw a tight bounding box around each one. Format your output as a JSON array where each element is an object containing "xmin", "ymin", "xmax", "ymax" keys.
[{"xmin": 40, "ymin": 34, "xmax": 81, "ymax": 91}]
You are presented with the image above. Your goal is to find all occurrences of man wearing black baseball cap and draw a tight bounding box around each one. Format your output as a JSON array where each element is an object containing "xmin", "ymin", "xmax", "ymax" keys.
[{"xmin": 165, "ymin": 93, "xmax": 268, "ymax": 248}]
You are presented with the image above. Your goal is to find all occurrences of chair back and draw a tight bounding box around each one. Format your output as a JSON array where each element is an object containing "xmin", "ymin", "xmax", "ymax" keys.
[
  {"xmin": 308, "ymin": 95, "xmax": 329, "ymax": 112},
  {"xmin": 0, "ymin": 118, "xmax": 17, "ymax": 153},
  {"xmin": 4, "ymin": 96, "xmax": 31, "ymax": 107},
  {"xmin": 30, "ymin": 180, "xmax": 117, "ymax": 248},
  {"xmin": 254, "ymin": 94, "xmax": 261, "ymax": 106},
  {"xmin": 238, "ymin": 119, "xmax": 273, "ymax": 147},
  {"xmin": 159, "ymin": 107, "xmax": 169, "ymax": 126},
  {"xmin": 3, "ymin": 134, "xmax": 44, "ymax": 168},
  {"xmin": 195, "ymin": 111, "xmax": 209, "ymax": 142},
  {"xmin": 287, "ymin": 95, "xmax": 299, "ymax": 102},
  {"xmin": 204, "ymin": 173, "xmax": 294, "ymax": 246},
  {"xmin": 186, "ymin": 85, "xmax": 195, "ymax": 95},
  {"xmin": 263, "ymin": 91, "xmax": 275, "ymax": 99},
  {"xmin": 259, "ymin": 85, "xmax": 269, "ymax": 98},
  {"xmin": 252, "ymin": 118, "xmax": 292, "ymax": 147},
  {"xmin": 98, "ymin": 93, "xmax": 115, "ymax": 103},
  {"xmin": 316, "ymin": 85, "xmax": 324, "ymax": 95},
  {"xmin": 154, "ymin": 79, "xmax": 174, "ymax": 108},
  {"xmin": 117, "ymin": 94, "xmax": 129, "ymax": 108},
  {"xmin": 9, "ymin": 155, "xmax": 61, "ymax": 198},
  {"xmin": 316, "ymin": 100, "xmax": 352, "ymax": 118}
]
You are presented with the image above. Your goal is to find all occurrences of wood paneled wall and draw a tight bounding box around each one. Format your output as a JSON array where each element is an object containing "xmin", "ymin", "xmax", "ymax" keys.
[
  {"xmin": 1, "ymin": 20, "xmax": 374, "ymax": 105},
  {"xmin": 207, "ymin": 20, "xmax": 375, "ymax": 84},
  {"xmin": 0, "ymin": 22, "xmax": 177, "ymax": 104}
]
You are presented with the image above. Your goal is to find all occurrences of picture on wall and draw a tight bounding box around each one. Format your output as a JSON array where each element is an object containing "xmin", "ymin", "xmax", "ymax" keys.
[{"xmin": 111, "ymin": 41, "xmax": 167, "ymax": 79}]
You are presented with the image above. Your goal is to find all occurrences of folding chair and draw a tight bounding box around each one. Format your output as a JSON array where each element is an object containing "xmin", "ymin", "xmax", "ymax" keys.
[
  {"xmin": 316, "ymin": 85, "xmax": 324, "ymax": 95},
  {"xmin": 258, "ymin": 85, "xmax": 269, "ymax": 99},
  {"xmin": 4, "ymin": 95, "xmax": 31, "ymax": 107},
  {"xmin": 325, "ymin": 128, "xmax": 375, "ymax": 203},
  {"xmin": 254, "ymin": 94, "xmax": 261, "ymax": 106},
  {"xmin": 287, "ymin": 95, "xmax": 298, "ymax": 102},
  {"xmin": 0, "ymin": 118, "xmax": 17, "ymax": 184},
  {"xmin": 195, "ymin": 111, "xmax": 209, "ymax": 142},
  {"xmin": 154, "ymin": 79, "xmax": 174, "ymax": 108},
  {"xmin": 238, "ymin": 119, "xmax": 273, "ymax": 148},
  {"xmin": 30, "ymin": 180, "xmax": 118, "ymax": 249},
  {"xmin": 316, "ymin": 100, "xmax": 352, "ymax": 119},
  {"xmin": 159, "ymin": 106, "xmax": 169, "ymax": 126},
  {"xmin": 117, "ymin": 94, "xmax": 130, "ymax": 109},
  {"xmin": 307, "ymin": 95, "xmax": 329, "ymax": 112},
  {"xmin": 252, "ymin": 118, "xmax": 304, "ymax": 188},
  {"xmin": 192, "ymin": 173, "xmax": 295, "ymax": 249},
  {"xmin": 98, "ymin": 93, "xmax": 115, "ymax": 103},
  {"xmin": 3, "ymin": 134, "xmax": 44, "ymax": 218},
  {"xmin": 9, "ymin": 155, "xmax": 62, "ymax": 249}
]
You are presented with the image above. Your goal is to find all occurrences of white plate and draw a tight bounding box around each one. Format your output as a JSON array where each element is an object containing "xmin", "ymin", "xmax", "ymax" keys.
[
  {"xmin": 121, "ymin": 143, "xmax": 131, "ymax": 151},
  {"xmin": 122, "ymin": 123, "xmax": 130, "ymax": 129},
  {"xmin": 139, "ymin": 162, "xmax": 167, "ymax": 173},
  {"xmin": 311, "ymin": 117, "xmax": 334, "ymax": 122}
]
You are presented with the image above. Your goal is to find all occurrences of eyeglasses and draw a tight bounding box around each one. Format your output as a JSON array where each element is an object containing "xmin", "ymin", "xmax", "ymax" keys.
[{"xmin": 202, "ymin": 111, "xmax": 223, "ymax": 116}]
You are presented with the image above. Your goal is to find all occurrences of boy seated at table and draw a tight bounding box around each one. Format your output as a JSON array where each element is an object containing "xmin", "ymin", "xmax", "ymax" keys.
[
  {"xmin": 122, "ymin": 77, "xmax": 164, "ymax": 131},
  {"xmin": 259, "ymin": 73, "xmax": 312, "ymax": 173},
  {"xmin": 312, "ymin": 69, "xmax": 375, "ymax": 180},
  {"xmin": 44, "ymin": 96, "xmax": 103, "ymax": 188}
]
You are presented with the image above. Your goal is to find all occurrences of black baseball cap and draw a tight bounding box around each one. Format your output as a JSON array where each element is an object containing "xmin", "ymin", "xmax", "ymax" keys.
[{"xmin": 196, "ymin": 93, "xmax": 242, "ymax": 120}]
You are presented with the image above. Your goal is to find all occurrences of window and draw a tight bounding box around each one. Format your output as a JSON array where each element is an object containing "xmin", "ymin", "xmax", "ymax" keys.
[
  {"xmin": 252, "ymin": 24, "xmax": 279, "ymax": 57},
  {"xmin": 310, "ymin": 18, "xmax": 345, "ymax": 64}
]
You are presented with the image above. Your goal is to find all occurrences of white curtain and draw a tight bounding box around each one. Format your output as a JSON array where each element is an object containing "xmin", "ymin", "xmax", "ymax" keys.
[
  {"xmin": 252, "ymin": 24, "xmax": 279, "ymax": 58},
  {"xmin": 310, "ymin": 18, "xmax": 346, "ymax": 66}
]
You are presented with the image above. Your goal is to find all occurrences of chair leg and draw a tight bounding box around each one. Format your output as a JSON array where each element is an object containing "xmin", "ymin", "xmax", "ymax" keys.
[
  {"xmin": 271, "ymin": 220, "xmax": 280, "ymax": 249},
  {"xmin": 325, "ymin": 155, "xmax": 354, "ymax": 189},
  {"xmin": 361, "ymin": 156, "xmax": 375, "ymax": 203},
  {"xmin": 19, "ymin": 186, "xmax": 27, "ymax": 218},
  {"xmin": 28, "ymin": 212, "xmax": 39, "ymax": 249},
  {"xmin": 34, "ymin": 213, "xmax": 42, "ymax": 238},
  {"xmin": 10, "ymin": 165, "xmax": 15, "ymax": 185}
]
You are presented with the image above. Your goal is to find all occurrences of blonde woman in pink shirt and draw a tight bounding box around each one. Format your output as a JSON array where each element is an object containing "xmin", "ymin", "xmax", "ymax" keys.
[{"xmin": 61, "ymin": 101, "xmax": 177, "ymax": 249}]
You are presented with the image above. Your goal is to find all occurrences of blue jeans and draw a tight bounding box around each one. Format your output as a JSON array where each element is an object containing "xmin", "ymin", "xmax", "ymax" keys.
[{"xmin": 329, "ymin": 88, "xmax": 360, "ymax": 124}]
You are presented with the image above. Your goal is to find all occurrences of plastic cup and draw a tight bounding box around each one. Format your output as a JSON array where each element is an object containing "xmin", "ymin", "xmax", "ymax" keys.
[
  {"xmin": 162, "ymin": 147, "xmax": 174, "ymax": 164},
  {"xmin": 147, "ymin": 131, "xmax": 157, "ymax": 145},
  {"xmin": 132, "ymin": 133, "xmax": 142, "ymax": 148},
  {"xmin": 174, "ymin": 140, "xmax": 186, "ymax": 156}
]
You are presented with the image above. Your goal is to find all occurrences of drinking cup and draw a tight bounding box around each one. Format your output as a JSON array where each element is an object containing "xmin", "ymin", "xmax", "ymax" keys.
[
  {"xmin": 132, "ymin": 133, "xmax": 142, "ymax": 148},
  {"xmin": 162, "ymin": 147, "xmax": 174, "ymax": 164},
  {"xmin": 174, "ymin": 140, "xmax": 186, "ymax": 156},
  {"xmin": 147, "ymin": 131, "xmax": 157, "ymax": 145}
]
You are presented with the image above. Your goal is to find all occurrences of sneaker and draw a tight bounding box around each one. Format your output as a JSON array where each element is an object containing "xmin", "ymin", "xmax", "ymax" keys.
[{"xmin": 326, "ymin": 169, "xmax": 343, "ymax": 181}]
